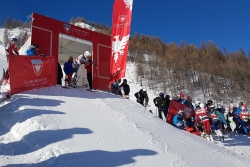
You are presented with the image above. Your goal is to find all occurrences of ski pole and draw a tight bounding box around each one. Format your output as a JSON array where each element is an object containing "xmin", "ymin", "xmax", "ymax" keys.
[{"xmin": 19, "ymin": 15, "xmax": 31, "ymax": 30}]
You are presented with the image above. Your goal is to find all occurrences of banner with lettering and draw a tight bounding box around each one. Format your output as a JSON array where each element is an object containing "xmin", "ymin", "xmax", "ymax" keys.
[
  {"xmin": 9, "ymin": 55, "xmax": 56, "ymax": 95},
  {"xmin": 167, "ymin": 101, "xmax": 195, "ymax": 124},
  {"xmin": 110, "ymin": 0, "xmax": 133, "ymax": 84}
]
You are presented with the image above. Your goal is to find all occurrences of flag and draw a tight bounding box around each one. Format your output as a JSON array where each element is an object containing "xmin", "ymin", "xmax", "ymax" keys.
[{"xmin": 110, "ymin": 0, "xmax": 133, "ymax": 84}]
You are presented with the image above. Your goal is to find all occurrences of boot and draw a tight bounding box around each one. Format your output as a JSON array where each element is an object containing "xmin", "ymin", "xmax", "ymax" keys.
[{"xmin": 209, "ymin": 135, "xmax": 214, "ymax": 143}]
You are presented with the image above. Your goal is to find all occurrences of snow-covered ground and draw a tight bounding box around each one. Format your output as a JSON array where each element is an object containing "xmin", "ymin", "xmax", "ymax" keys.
[{"xmin": 0, "ymin": 30, "xmax": 250, "ymax": 167}]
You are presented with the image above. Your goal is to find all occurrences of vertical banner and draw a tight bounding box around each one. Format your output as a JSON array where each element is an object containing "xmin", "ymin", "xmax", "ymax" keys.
[
  {"xmin": 110, "ymin": 0, "xmax": 133, "ymax": 84},
  {"xmin": 9, "ymin": 56, "xmax": 56, "ymax": 95}
]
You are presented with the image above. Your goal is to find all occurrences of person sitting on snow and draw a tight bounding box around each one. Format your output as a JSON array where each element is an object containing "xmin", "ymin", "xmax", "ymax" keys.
[
  {"xmin": 111, "ymin": 79, "xmax": 122, "ymax": 95},
  {"xmin": 119, "ymin": 79, "xmax": 130, "ymax": 98},
  {"xmin": 26, "ymin": 44, "xmax": 45, "ymax": 57},
  {"xmin": 173, "ymin": 110, "xmax": 186, "ymax": 129}
]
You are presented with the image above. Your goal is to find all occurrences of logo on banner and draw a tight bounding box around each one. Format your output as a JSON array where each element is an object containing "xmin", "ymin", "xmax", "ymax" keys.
[
  {"xmin": 119, "ymin": 15, "xmax": 127, "ymax": 23},
  {"xmin": 31, "ymin": 59, "xmax": 43, "ymax": 76},
  {"xmin": 112, "ymin": 35, "xmax": 130, "ymax": 63},
  {"xmin": 184, "ymin": 107, "xmax": 192, "ymax": 117},
  {"xmin": 64, "ymin": 23, "xmax": 71, "ymax": 33},
  {"xmin": 123, "ymin": 0, "xmax": 133, "ymax": 11}
]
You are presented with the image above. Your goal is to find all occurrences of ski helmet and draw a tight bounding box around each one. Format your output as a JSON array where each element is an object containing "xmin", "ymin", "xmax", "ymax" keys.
[
  {"xmin": 165, "ymin": 95, "xmax": 170, "ymax": 99},
  {"xmin": 195, "ymin": 99, "xmax": 200, "ymax": 105},
  {"xmin": 159, "ymin": 92, "xmax": 164, "ymax": 98},
  {"xmin": 200, "ymin": 102, "xmax": 205, "ymax": 108},
  {"xmin": 207, "ymin": 100, "xmax": 213, "ymax": 106},
  {"xmin": 30, "ymin": 44, "xmax": 39, "ymax": 51},
  {"xmin": 123, "ymin": 79, "xmax": 127, "ymax": 83},
  {"xmin": 178, "ymin": 110, "xmax": 184, "ymax": 116},
  {"xmin": 142, "ymin": 89, "xmax": 147, "ymax": 92},
  {"xmin": 11, "ymin": 36, "xmax": 18, "ymax": 42},
  {"xmin": 84, "ymin": 51, "xmax": 92, "ymax": 60}
]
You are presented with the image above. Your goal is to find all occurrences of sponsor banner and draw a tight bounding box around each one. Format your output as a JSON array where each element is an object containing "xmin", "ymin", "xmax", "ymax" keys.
[
  {"xmin": 167, "ymin": 101, "xmax": 195, "ymax": 124},
  {"xmin": 9, "ymin": 56, "xmax": 56, "ymax": 95},
  {"xmin": 110, "ymin": 0, "xmax": 133, "ymax": 83}
]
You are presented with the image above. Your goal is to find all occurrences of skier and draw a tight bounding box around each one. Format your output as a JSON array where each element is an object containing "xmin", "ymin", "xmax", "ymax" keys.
[
  {"xmin": 26, "ymin": 44, "xmax": 45, "ymax": 57},
  {"xmin": 71, "ymin": 52, "xmax": 89, "ymax": 87},
  {"xmin": 195, "ymin": 102, "xmax": 214, "ymax": 142},
  {"xmin": 63, "ymin": 56, "xmax": 74, "ymax": 86},
  {"xmin": 4, "ymin": 36, "xmax": 19, "ymax": 84},
  {"xmin": 208, "ymin": 105, "xmax": 225, "ymax": 143},
  {"xmin": 6, "ymin": 36, "xmax": 19, "ymax": 58},
  {"xmin": 153, "ymin": 92, "xmax": 166, "ymax": 119},
  {"xmin": 173, "ymin": 110, "xmax": 186, "ymax": 129},
  {"xmin": 84, "ymin": 52, "xmax": 97, "ymax": 90}
]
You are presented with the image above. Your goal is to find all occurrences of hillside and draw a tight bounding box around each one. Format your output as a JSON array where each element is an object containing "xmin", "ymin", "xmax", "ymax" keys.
[{"xmin": 0, "ymin": 28, "xmax": 250, "ymax": 167}]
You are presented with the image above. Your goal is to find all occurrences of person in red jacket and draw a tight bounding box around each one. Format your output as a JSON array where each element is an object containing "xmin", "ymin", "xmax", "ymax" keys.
[
  {"xmin": 84, "ymin": 51, "xmax": 97, "ymax": 90},
  {"xmin": 4, "ymin": 36, "xmax": 19, "ymax": 84},
  {"xmin": 195, "ymin": 102, "xmax": 214, "ymax": 143}
]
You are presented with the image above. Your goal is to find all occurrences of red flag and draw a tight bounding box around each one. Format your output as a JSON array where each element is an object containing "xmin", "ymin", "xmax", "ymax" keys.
[{"xmin": 110, "ymin": 0, "xmax": 133, "ymax": 84}]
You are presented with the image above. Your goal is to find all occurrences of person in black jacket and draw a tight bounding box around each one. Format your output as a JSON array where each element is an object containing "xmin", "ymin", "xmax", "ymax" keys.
[
  {"xmin": 119, "ymin": 79, "xmax": 130, "ymax": 98},
  {"xmin": 57, "ymin": 62, "xmax": 63, "ymax": 85}
]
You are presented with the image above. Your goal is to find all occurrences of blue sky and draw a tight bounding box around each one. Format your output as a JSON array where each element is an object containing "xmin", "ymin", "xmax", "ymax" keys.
[{"xmin": 0, "ymin": 0, "xmax": 249, "ymax": 53}]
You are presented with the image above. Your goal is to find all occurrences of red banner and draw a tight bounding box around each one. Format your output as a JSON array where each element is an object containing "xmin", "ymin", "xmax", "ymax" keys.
[
  {"xmin": 167, "ymin": 101, "xmax": 196, "ymax": 124},
  {"xmin": 9, "ymin": 55, "xmax": 56, "ymax": 95},
  {"xmin": 110, "ymin": 0, "xmax": 133, "ymax": 83}
]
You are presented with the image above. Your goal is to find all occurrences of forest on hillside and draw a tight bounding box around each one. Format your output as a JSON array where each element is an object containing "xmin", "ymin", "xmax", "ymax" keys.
[{"xmin": 2, "ymin": 16, "xmax": 250, "ymax": 104}]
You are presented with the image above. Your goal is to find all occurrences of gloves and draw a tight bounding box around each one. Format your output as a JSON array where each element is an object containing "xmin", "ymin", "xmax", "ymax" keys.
[{"xmin": 39, "ymin": 54, "xmax": 46, "ymax": 58}]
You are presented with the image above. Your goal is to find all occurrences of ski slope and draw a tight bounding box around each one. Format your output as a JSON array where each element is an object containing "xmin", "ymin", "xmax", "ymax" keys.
[{"xmin": 0, "ymin": 30, "xmax": 250, "ymax": 166}]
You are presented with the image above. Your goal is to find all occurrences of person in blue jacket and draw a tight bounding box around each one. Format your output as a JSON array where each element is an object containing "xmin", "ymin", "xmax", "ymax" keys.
[
  {"xmin": 63, "ymin": 56, "xmax": 74, "ymax": 86},
  {"xmin": 173, "ymin": 110, "xmax": 185, "ymax": 129},
  {"xmin": 26, "ymin": 44, "xmax": 45, "ymax": 57}
]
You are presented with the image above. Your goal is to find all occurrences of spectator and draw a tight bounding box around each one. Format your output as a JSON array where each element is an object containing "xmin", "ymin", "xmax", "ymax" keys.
[
  {"xmin": 119, "ymin": 79, "xmax": 130, "ymax": 98},
  {"xmin": 153, "ymin": 92, "xmax": 166, "ymax": 119},
  {"xmin": 63, "ymin": 56, "xmax": 74, "ymax": 86},
  {"xmin": 26, "ymin": 44, "xmax": 45, "ymax": 57},
  {"xmin": 134, "ymin": 89, "xmax": 147, "ymax": 106},
  {"xmin": 57, "ymin": 62, "xmax": 63, "ymax": 85},
  {"xmin": 111, "ymin": 79, "xmax": 122, "ymax": 95},
  {"xmin": 173, "ymin": 110, "xmax": 186, "ymax": 129},
  {"xmin": 178, "ymin": 93, "xmax": 186, "ymax": 104},
  {"xmin": 165, "ymin": 95, "xmax": 171, "ymax": 116},
  {"xmin": 184, "ymin": 96, "xmax": 193, "ymax": 107}
]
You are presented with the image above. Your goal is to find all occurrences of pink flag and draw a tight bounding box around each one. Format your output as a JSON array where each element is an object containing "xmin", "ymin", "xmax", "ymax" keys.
[{"xmin": 110, "ymin": 0, "xmax": 133, "ymax": 84}]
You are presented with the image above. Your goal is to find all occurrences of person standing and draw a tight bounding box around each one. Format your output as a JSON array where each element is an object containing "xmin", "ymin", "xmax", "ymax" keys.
[
  {"xmin": 84, "ymin": 51, "xmax": 97, "ymax": 90},
  {"xmin": 164, "ymin": 95, "xmax": 171, "ymax": 116},
  {"xmin": 57, "ymin": 62, "xmax": 63, "ymax": 85},
  {"xmin": 63, "ymin": 56, "xmax": 74, "ymax": 86},
  {"xmin": 153, "ymin": 92, "xmax": 166, "ymax": 119},
  {"xmin": 4, "ymin": 36, "xmax": 19, "ymax": 84},
  {"xmin": 195, "ymin": 102, "xmax": 214, "ymax": 143}
]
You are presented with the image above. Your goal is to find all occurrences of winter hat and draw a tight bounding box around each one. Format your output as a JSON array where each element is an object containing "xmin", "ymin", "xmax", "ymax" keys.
[{"xmin": 180, "ymin": 93, "xmax": 184, "ymax": 98}]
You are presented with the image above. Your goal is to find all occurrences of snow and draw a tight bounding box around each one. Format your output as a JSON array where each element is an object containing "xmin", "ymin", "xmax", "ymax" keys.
[{"xmin": 0, "ymin": 29, "xmax": 250, "ymax": 167}]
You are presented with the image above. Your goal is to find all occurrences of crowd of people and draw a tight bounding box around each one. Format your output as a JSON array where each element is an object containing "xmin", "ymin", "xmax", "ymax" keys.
[{"xmin": 153, "ymin": 92, "xmax": 250, "ymax": 143}]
